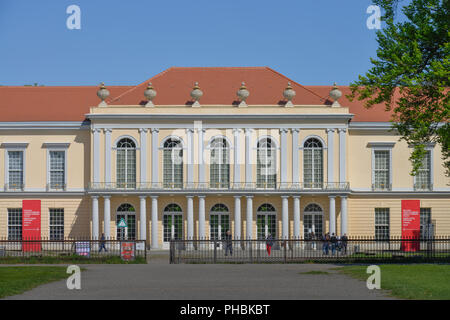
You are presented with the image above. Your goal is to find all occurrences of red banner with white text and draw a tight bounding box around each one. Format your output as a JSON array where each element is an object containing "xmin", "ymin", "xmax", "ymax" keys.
[
  {"xmin": 401, "ymin": 200, "xmax": 420, "ymax": 252},
  {"xmin": 22, "ymin": 200, "xmax": 41, "ymax": 252}
]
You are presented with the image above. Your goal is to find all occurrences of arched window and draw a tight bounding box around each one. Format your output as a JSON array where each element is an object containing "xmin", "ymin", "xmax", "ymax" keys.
[
  {"xmin": 163, "ymin": 138, "xmax": 183, "ymax": 188},
  {"xmin": 116, "ymin": 138, "xmax": 136, "ymax": 188},
  {"xmin": 257, "ymin": 138, "xmax": 276, "ymax": 188},
  {"xmin": 303, "ymin": 138, "xmax": 323, "ymax": 188},
  {"xmin": 163, "ymin": 204, "xmax": 183, "ymax": 242},
  {"xmin": 210, "ymin": 204, "xmax": 230, "ymax": 240},
  {"xmin": 303, "ymin": 203, "xmax": 324, "ymax": 237},
  {"xmin": 256, "ymin": 203, "xmax": 276, "ymax": 239},
  {"xmin": 116, "ymin": 203, "xmax": 136, "ymax": 240},
  {"xmin": 210, "ymin": 137, "xmax": 229, "ymax": 188}
]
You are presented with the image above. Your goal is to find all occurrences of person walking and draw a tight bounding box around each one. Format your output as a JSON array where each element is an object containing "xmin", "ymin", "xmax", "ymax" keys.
[
  {"xmin": 322, "ymin": 233, "xmax": 330, "ymax": 255},
  {"xmin": 266, "ymin": 233, "xmax": 274, "ymax": 256},
  {"xmin": 331, "ymin": 233, "xmax": 337, "ymax": 255},
  {"xmin": 224, "ymin": 230, "xmax": 233, "ymax": 256},
  {"xmin": 99, "ymin": 233, "xmax": 107, "ymax": 252},
  {"xmin": 341, "ymin": 233, "xmax": 348, "ymax": 254}
]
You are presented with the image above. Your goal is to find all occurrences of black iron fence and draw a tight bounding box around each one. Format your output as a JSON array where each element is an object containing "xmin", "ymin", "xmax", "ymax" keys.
[
  {"xmin": 169, "ymin": 237, "xmax": 450, "ymax": 264},
  {"xmin": 0, "ymin": 237, "xmax": 147, "ymax": 260}
]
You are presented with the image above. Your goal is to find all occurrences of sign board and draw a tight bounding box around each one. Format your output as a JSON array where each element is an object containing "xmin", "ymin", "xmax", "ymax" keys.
[
  {"xmin": 22, "ymin": 200, "xmax": 41, "ymax": 252},
  {"xmin": 401, "ymin": 200, "xmax": 420, "ymax": 252},
  {"xmin": 136, "ymin": 242, "xmax": 145, "ymax": 251},
  {"xmin": 120, "ymin": 241, "xmax": 135, "ymax": 261},
  {"xmin": 75, "ymin": 241, "xmax": 91, "ymax": 257},
  {"xmin": 117, "ymin": 218, "xmax": 127, "ymax": 228}
]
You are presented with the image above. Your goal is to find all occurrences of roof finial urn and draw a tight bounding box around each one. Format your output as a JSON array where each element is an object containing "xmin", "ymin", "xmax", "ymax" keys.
[
  {"xmin": 329, "ymin": 82, "xmax": 342, "ymax": 107},
  {"xmin": 97, "ymin": 82, "xmax": 110, "ymax": 107},
  {"xmin": 283, "ymin": 82, "xmax": 296, "ymax": 107},
  {"xmin": 144, "ymin": 82, "xmax": 157, "ymax": 107},
  {"xmin": 190, "ymin": 82, "xmax": 203, "ymax": 107},
  {"xmin": 237, "ymin": 82, "xmax": 249, "ymax": 107}
]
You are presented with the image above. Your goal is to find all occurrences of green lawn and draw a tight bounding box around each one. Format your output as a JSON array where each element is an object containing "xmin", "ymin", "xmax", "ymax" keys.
[
  {"xmin": 0, "ymin": 266, "xmax": 68, "ymax": 298},
  {"xmin": 337, "ymin": 264, "xmax": 450, "ymax": 300}
]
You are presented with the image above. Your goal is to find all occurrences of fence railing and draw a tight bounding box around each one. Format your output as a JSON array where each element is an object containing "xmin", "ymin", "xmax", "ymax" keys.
[
  {"xmin": 0, "ymin": 237, "xmax": 147, "ymax": 260},
  {"xmin": 169, "ymin": 237, "xmax": 450, "ymax": 264}
]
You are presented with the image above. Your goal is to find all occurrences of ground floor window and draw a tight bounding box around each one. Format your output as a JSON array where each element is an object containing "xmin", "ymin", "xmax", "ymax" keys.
[
  {"xmin": 116, "ymin": 203, "xmax": 136, "ymax": 240},
  {"xmin": 163, "ymin": 204, "xmax": 183, "ymax": 241},
  {"xmin": 420, "ymin": 208, "xmax": 432, "ymax": 238},
  {"xmin": 256, "ymin": 203, "xmax": 276, "ymax": 239},
  {"xmin": 8, "ymin": 208, "xmax": 22, "ymax": 240},
  {"xmin": 303, "ymin": 203, "xmax": 324, "ymax": 237},
  {"xmin": 210, "ymin": 204, "xmax": 230, "ymax": 240},
  {"xmin": 375, "ymin": 208, "xmax": 390, "ymax": 240},
  {"xmin": 49, "ymin": 208, "xmax": 64, "ymax": 240}
]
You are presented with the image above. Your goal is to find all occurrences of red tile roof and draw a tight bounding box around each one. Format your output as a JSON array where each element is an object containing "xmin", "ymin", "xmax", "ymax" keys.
[{"xmin": 0, "ymin": 67, "xmax": 394, "ymax": 122}]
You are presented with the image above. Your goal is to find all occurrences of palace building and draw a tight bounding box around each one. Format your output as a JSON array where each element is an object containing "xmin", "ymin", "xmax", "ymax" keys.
[{"xmin": 0, "ymin": 67, "xmax": 448, "ymax": 248}]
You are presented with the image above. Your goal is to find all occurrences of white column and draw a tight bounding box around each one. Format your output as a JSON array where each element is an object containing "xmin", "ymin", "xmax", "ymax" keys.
[
  {"xmin": 280, "ymin": 129, "xmax": 288, "ymax": 187},
  {"xmin": 139, "ymin": 196, "xmax": 147, "ymax": 241},
  {"xmin": 340, "ymin": 196, "xmax": 348, "ymax": 236},
  {"xmin": 281, "ymin": 196, "xmax": 289, "ymax": 239},
  {"xmin": 92, "ymin": 196, "xmax": 99, "ymax": 239},
  {"xmin": 198, "ymin": 196, "xmax": 206, "ymax": 239},
  {"xmin": 186, "ymin": 196, "xmax": 194, "ymax": 240},
  {"xmin": 92, "ymin": 129, "xmax": 101, "ymax": 185},
  {"xmin": 234, "ymin": 196, "xmax": 241, "ymax": 240},
  {"xmin": 326, "ymin": 129, "xmax": 335, "ymax": 185},
  {"xmin": 151, "ymin": 129, "xmax": 159, "ymax": 187},
  {"xmin": 186, "ymin": 129, "xmax": 194, "ymax": 187},
  {"xmin": 139, "ymin": 129, "xmax": 148, "ymax": 186},
  {"xmin": 151, "ymin": 196, "xmax": 159, "ymax": 249},
  {"xmin": 338, "ymin": 128, "xmax": 347, "ymax": 187},
  {"xmin": 245, "ymin": 129, "xmax": 253, "ymax": 188},
  {"xmin": 233, "ymin": 129, "xmax": 242, "ymax": 188},
  {"xmin": 291, "ymin": 129, "xmax": 299, "ymax": 186},
  {"xmin": 293, "ymin": 196, "xmax": 300, "ymax": 239},
  {"xmin": 103, "ymin": 196, "xmax": 111, "ymax": 239},
  {"xmin": 104, "ymin": 129, "xmax": 112, "ymax": 186},
  {"xmin": 329, "ymin": 196, "xmax": 336, "ymax": 235},
  {"xmin": 246, "ymin": 196, "xmax": 253, "ymax": 239},
  {"xmin": 197, "ymin": 128, "xmax": 206, "ymax": 187}
]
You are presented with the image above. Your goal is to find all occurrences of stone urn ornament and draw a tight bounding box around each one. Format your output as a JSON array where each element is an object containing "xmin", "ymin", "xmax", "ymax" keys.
[
  {"xmin": 97, "ymin": 82, "xmax": 110, "ymax": 107},
  {"xmin": 237, "ymin": 82, "xmax": 249, "ymax": 107},
  {"xmin": 283, "ymin": 82, "xmax": 296, "ymax": 107},
  {"xmin": 144, "ymin": 82, "xmax": 157, "ymax": 107},
  {"xmin": 330, "ymin": 82, "xmax": 342, "ymax": 107},
  {"xmin": 190, "ymin": 82, "xmax": 203, "ymax": 107}
]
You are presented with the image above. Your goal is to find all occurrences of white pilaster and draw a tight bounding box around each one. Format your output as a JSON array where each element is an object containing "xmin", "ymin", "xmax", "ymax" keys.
[
  {"xmin": 139, "ymin": 196, "xmax": 147, "ymax": 241},
  {"xmin": 280, "ymin": 129, "xmax": 288, "ymax": 187},
  {"xmin": 233, "ymin": 129, "xmax": 242, "ymax": 187},
  {"xmin": 246, "ymin": 196, "xmax": 253, "ymax": 239},
  {"xmin": 103, "ymin": 196, "xmax": 111, "ymax": 239},
  {"xmin": 92, "ymin": 129, "xmax": 101, "ymax": 184},
  {"xmin": 151, "ymin": 129, "xmax": 159, "ymax": 187},
  {"xmin": 186, "ymin": 129, "xmax": 194, "ymax": 187},
  {"xmin": 197, "ymin": 128, "xmax": 206, "ymax": 187},
  {"xmin": 92, "ymin": 196, "xmax": 99, "ymax": 239},
  {"xmin": 234, "ymin": 196, "xmax": 241, "ymax": 240},
  {"xmin": 245, "ymin": 129, "xmax": 253, "ymax": 188},
  {"xmin": 326, "ymin": 129, "xmax": 335, "ymax": 185},
  {"xmin": 293, "ymin": 196, "xmax": 300, "ymax": 239},
  {"xmin": 139, "ymin": 129, "xmax": 148, "ymax": 185},
  {"xmin": 151, "ymin": 196, "xmax": 159, "ymax": 249},
  {"xmin": 338, "ymin": 128, "xmax": 347, "ymax": 186},
  {"xmin": 329, "ymin": 195, "xmax": 336, "ymax": 235},
  {"xmin": 198, "ymin": 196, "xmax": 206, "ymax": 239},
  {"xmin": 291, "ymin": 129, "xmax": 299, "ymax": 186},
  {"xmin": 281, "ymin": 195, "xmax": 289, "ymax": 239},
  {"xmin": 186, "ymin": 196, "xmax": 194, "ymax": 240},
  {"xmin": 104, "ymin": 129, "xmax": 112, "ymax": 186},
  {"xmin": 340, "ymin": 196, "xmax": 348, "ymax": 236}
]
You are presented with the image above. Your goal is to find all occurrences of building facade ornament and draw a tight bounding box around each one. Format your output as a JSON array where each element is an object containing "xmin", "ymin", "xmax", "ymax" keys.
[
  {"xmin": 190, "ymin": 82, "xmax": 203, "ymax": 107},
  {"xmin": 329, "ymin": 82, "xmax": 342, "ymax": 107},
  {"xmin": 97, "ymin": 83, "xmax": 110, "ymax": 107},
  {"xmin": 144, "ymin": 83, "xmax": 157, "ymax": 107},
  {"xmin": 283, "ymin": 82, "xmax": 296, "ymax": 107},
  {"xmin": 237, "ymin": 82, "xmax": 250, "ymax": 107}
]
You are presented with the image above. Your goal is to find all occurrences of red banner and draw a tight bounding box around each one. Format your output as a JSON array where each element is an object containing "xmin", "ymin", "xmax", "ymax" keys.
[
  {"xmin": 401, "ymin": 200, "xmax": 420, "ymax": 252},
  {"xmin": 22, "ymin": 200, "xmax": 41, "ymax": 252}
]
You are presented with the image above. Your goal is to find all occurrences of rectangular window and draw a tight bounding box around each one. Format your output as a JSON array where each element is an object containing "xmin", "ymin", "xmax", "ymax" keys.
[
  {"xmin": 49, "ymin": 208, "xmax": 64, "ymax": 240},
  {"xmin": 420, "ymin": 208, "xmax": 432, "ymax": 239},
  {"xmin": 375, "ymin": 208, "xmax": 390, "ymax": 240},
  {"xmin": 373, "ymin": 150, "xmax": 390, "ymax": 190},
  {"xmin": 8, "ymin": 208, "xmax": 22, "ymax": 240},
  {"xmin": 49, "ymin": 151, "xmax": 65, "ymax": 189},
  {"xmin": 8, "ymin": 151, "xmax": 24, "ymax": 190},
  {"xmin": 415, "ymin": 151, "xmax": 431, "ymax": 190}
]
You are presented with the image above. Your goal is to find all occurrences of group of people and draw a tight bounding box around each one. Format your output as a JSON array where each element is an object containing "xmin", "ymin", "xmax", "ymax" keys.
[
  {"xmin": 320, "ymin": 233, "xmax": 348, "ymax": 255},
  {"xmin": 223, "ymin": 230, "xmax": 275, "ymax": 256}
]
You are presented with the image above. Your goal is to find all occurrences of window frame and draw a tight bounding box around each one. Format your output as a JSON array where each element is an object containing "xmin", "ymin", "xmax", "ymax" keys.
[
  {"xmin": 3, "ymin": 143, "xmax": 28, "ymax": 191},
  {"xmin": 7, "ymin": 208, "xmax": 23, "ymax": 240},
  {"xmin": 374, "ymin": 208, "xmax": 390, "ymax": 241},
  {"xmin": 369, "ymin": 143, "xmax": 395, "ymax": 191},
  {"xmin": 209, "ymin": 137, "xmax": 230, "ymax": 188},
  {"xmin": 49, "ymin": 208, "xmax": 65, "ymax": 240},
  {"xmin": 413, "ymin": 148, "xmax": 434, "ymax": 191},
  {"xmin": 302, "ymin": 137, "xmax": 324, "ymax": 189}
]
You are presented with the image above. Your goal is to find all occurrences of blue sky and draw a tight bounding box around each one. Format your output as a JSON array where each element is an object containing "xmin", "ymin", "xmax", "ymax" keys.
[{"xmin": 0, "ymin": 0, "xmax": 381, "ymax": 86}]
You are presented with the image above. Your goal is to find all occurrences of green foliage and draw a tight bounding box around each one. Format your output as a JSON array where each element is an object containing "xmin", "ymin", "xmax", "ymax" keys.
[{"xmin": 349, "ymin": 0, "xmax": 450, "ymax": 176}]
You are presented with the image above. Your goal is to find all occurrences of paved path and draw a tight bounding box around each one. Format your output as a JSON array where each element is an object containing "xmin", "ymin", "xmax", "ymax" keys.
[{"xmin": 4, "ymin": 255, "xmax": 393, "ymax": 300}]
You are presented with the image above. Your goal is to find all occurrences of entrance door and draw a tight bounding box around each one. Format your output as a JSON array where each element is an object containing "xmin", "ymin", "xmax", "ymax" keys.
[
  {"xmin": 210, "ymin": 204, "xmax": 230, "ymax": 241},
  {"xmin": 163, "ymin": 204, "xmax": 183, "ymax": 249},
  {"xmin": 303, "ymin": 203, "xmax": 324, "ymax": 238},
  {"xmin": 256, "ymin": 203, "xmax": 277, "ymax": 240},
  {"xmin": 116, "ymin": 203, "xmax": 136, "ymax": 240}
]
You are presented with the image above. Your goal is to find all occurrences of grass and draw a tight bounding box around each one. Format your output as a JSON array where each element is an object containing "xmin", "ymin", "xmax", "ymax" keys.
[
  {"xmin": 336, "ymin": 264, "xmax": 450, "ymax": 300},
  {"xmin": 0, "ymin": 266, "xmax": 68, "ymax": 298},
  {"xmin": 298, "ymin": 270, "xmax": 330, "ymax": 275},
  {"xmin": 0, "ymin": 255, "xmax": 147, "ymax": 264}
]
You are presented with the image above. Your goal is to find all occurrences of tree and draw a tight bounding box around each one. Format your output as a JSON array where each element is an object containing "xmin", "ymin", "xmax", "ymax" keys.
[{"xmin": 349, "ymin": 0, "xmax": 449, "ymax": 177}]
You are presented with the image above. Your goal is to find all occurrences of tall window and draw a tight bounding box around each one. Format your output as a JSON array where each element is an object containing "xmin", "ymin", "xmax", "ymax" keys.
[
  {"xmin": 210, "ymin": 204, "xmax": 230, "ymax": 240},
  {"xmin": 116, "ymin": 203, "xmax": 136, "ymax": 240},
  {"xmin": 210, "ymin": 138, "xmax": 229, "ymax": 188},
  {"xmin": 163, "ymin": 204, "xmax": 183, "ymax": 241},
  {"xmin": 116, "ymin": 138, "xmax": 136, "ymax": 188},
  {"xmin": 303, "ymin": 138, "xmax": 323, "ymax": 188},
  {"xmin": 420, "ymin": 208, "xmax": 432, "ymax": 239},
  {"xmin": 373, "ymin": 150, "xmax": 390, "ymax": 190},
  {"xmin": 303, "ymin": 203, "xmax": 324, "ymax": 237},
  {"xmin": 8, "ymin": 208, "xmax": 22, "ymax": 240},
  {"xmin": 256, "ymin": 203, "xmax": 276, "ymax": 239},
  {"xmin": 375, "ymin": 208, "xmax": 390, "ymax": 240},
  {"xmin": 49, "ymin": 151, "xmax": 65, "ymax": 189},
  {"xmin": 49, "ymin": 208, "xmax": 64, "ymax": 240},
  {"xmin": 415, "ymin": 151, "xmax": 431, "ymax": 190},
  {"xmin": 257, "ymin": 138, "xmax": 276, "ymax": 188},
  {"xmin": 163, "ymin": 138, "xmax": 183, "ymax": 188},
  {"xmin": 8, "ymin": 151, "xmax": 24, "ymax": 190}
]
